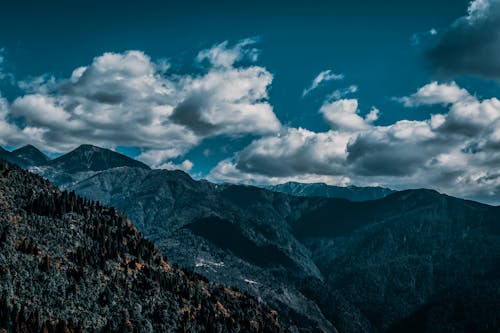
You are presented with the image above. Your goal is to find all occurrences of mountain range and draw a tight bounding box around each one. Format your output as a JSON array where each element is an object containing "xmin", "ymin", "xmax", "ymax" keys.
[
  {"xmin": 265, "ymin": 182, "xmax": 394, "ymax": 201},
  {"xmin": 2, "ymin": 144, "xmax": 499, "ymax": 332}
]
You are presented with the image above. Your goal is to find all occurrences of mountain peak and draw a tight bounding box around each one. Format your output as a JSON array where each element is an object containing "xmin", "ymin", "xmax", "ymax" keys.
[
  {"xmin": 12, "ymin": 144, "xmax": 51, "ymax": 166},
  {"xmin": 48, "ymin": 144, "xmax": 150, "ymax": 173},
  {"xmin": 75, "ymin": 143, "xmax": 103, "ymax": 151}
]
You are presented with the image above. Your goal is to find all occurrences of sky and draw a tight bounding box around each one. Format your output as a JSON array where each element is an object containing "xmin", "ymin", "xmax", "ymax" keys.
[{"xmin": 0, "ymin": 0, "xmax": 500, "ymax": 204}]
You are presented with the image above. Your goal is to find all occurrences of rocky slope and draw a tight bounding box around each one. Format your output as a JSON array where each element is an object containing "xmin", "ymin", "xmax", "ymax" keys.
[
  {"xmin": 265, "ymin": 182, "xmax": 394, "ymax": 201},
  {"xmin": 71, "ymin": 164, "xmax": 500, "ymax": 332},
  {"xmin": 0, "ymin": 159, "xmax": 282, "ymax": 332}
]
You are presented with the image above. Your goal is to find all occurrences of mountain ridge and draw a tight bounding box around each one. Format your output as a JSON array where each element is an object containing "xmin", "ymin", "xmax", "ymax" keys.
[{"xmin": 265, "ymin": 181, "xmax": 395, "ymax": 201}]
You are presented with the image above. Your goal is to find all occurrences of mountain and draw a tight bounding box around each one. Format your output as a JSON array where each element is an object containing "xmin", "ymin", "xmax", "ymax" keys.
[
  {"xmin": 47, "ymin": 144, "xmax": 150, "ymax": 173},
  {"xmin": 0, "ymin": 159, "xmax": 282, "ymax": 332},
  {"xmin": 70, "ymin": 165, "xmax": 500, "ymax": 332},
  {"xmin": 14, "ymin": 143, "xmax": 499, "ymax": 331},
  {"xmin": 266, "ymin": 182, "xmax": 394, "ymax": 201},
  {"xmin": 71, "ymin": 167, "xmax": 337, "ymax": 331},
  {"xmin": 295, "ymin": 189, "xmax": 500, "ymax": 331},
  {"xmin": 0, "ymin": 147, "xmax": 27, "ymax": 167},
  {"xmin": 32, "ymin": 144, "xmax": 150, "ymax": 188},
  {"xmin": 3, "ymin": 147, "xmax": 491, "ymax": 331},
  {"xmin": 11, "ymin": 144, "xmax": 51, "ymax": 167}
]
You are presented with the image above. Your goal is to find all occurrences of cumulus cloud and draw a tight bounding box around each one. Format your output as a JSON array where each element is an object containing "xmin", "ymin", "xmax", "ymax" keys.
[
  {"xmin": 320, "ymin": 99, "xmax": 376, "ymax": 131},
  {"xmin": 426, "ymin": 0, "xmax": 500, "ymax": 79},
  {"xmin": 170, "ymin": 65, "xmax": 279, "ymax": 137},
  {"xmin": 1, "ymin": 40, "xmax": 281, "ymax": 167},
  {"xmin": 209, "ymin": 82, "xmax": 500, "ymax": 204},
  {"xmin": 230, "ymin": 127, "xmax": 351, "ymax": 177},
  {"xmin": 397, "ymin": 81, "xmax": 471, "ymax": 107},
  {"xmin": 302, "ymin": 69, "xmax": 344, "ymax": 97},
  {"xmin": 158, "ymin": 159, "xmax": 194, "ymax": 172}
]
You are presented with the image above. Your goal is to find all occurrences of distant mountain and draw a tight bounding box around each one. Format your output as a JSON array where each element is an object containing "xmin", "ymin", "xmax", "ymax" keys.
[
  {"xmin": 11, "ymin": 144, "xmax": 51, "ymax": 167},
  {"xmin": 0, "ymin": 159, "xmax": 282, "ymax": 332},
  {"xmin": 70, "ymin": 165, "xmax": 500, "ymax": 332},
  {"xmin": 266, "ymin": 181, "xmax": 394, "ymax": 201},
  {"xmin": 31, "ymin": 144, "xmax": 150, "ymax": 188}
]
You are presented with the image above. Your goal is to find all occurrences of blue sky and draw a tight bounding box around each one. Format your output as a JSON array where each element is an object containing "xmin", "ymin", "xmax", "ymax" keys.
[{"xmin": 1, "ymin": 0, "xmax": 500, "ymax": 203}]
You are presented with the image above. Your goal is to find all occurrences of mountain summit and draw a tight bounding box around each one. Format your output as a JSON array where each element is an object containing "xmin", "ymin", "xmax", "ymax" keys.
[
  {"xmin": 11, "ymin": 145, "xmax": 51, "ymax": 167},
  {"xmin": 47, "ymin": 144, "xmax": 150, "ymax": 173}
]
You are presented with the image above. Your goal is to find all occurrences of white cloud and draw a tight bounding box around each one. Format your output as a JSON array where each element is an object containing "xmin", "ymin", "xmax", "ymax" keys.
[
  {"xmin": 224, "ymin": 127, "xmax": 351, "ymax": 178},
  {"xmin": 302, "ymin": 69, "xmax": 344, "ymax": 97},
  {"xmin": 197, "ymin": 38, "xmax": 260, "ymax": 68},
  {"xmin": 397, "ymin": 81, "xmax": 471, "ymax": 107},
  {"xmin": 467, "ymin": 0, "xmax": 492, "ymax": 22},
  {"xmin": 1, "ymin": 40, "xmax": 281, "ymax": 166},
  {"xmin": 171, "ymin": 65, "xmax": 280, "ymax": 136},
  {"xmin": 365, "ymin": 107, "xmax": 379, "ymax": 123},
  {"xmin": 320, "ymin": 99, "xmax": 375, "ymax": 131},
  {"xmin": 158, "ymin": 159, "xmax": 194, "ymax": 172}
]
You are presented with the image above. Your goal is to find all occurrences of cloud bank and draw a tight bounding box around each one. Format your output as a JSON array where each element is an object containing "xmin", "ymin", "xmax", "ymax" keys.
[
  {"xmin": 1, "ymin": 39, "xmax": 280, "ymax": 167},
  {"xmin": 210, "ymin": 82, "xmax": 500, "ymax": 204}
]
